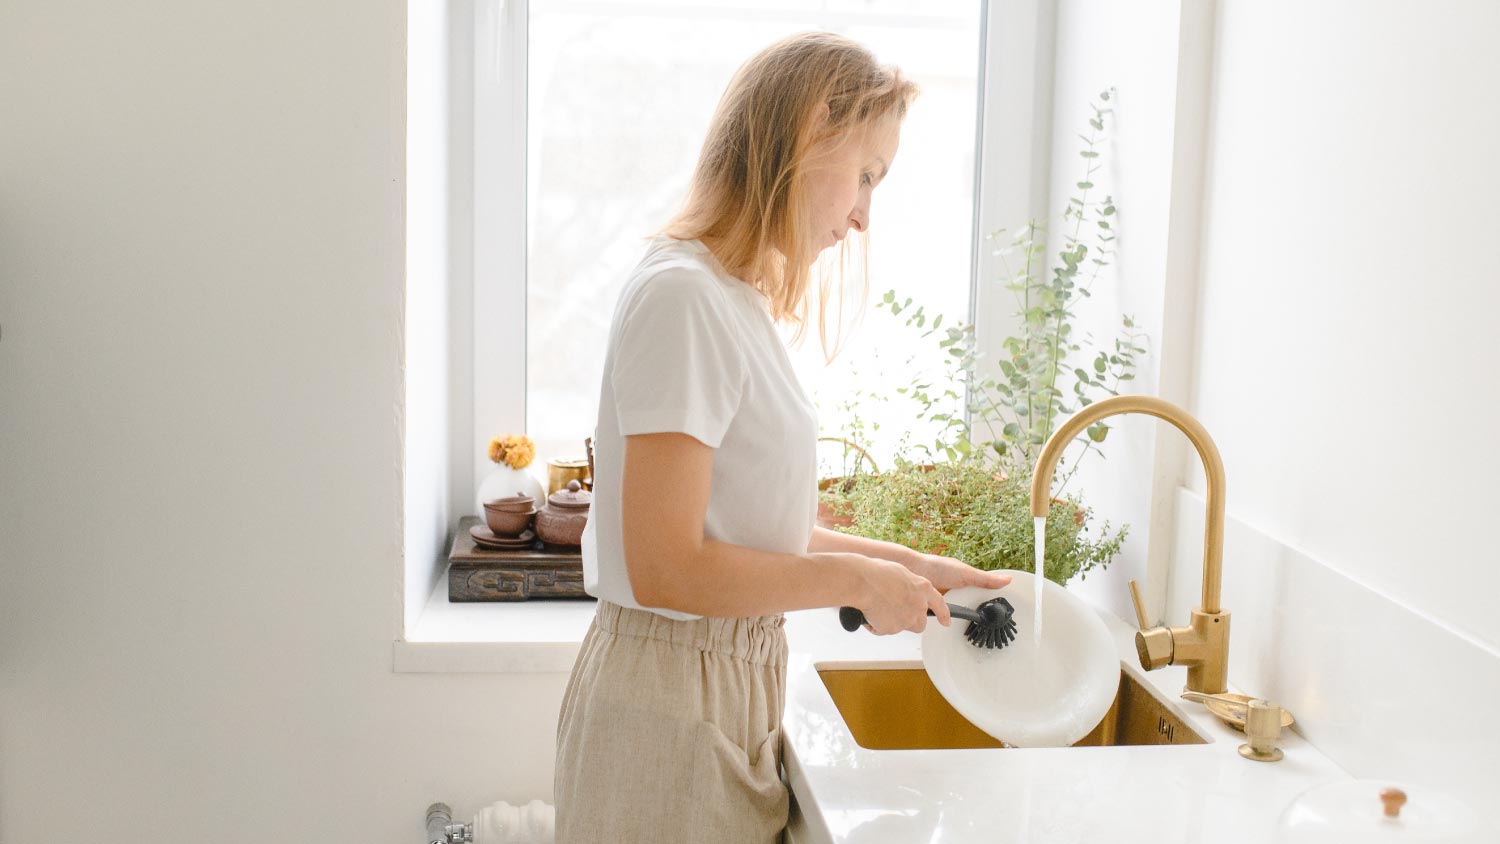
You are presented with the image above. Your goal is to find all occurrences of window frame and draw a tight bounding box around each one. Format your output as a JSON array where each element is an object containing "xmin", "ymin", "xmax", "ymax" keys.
[{"xmin": 471, "ymin": 0, "xmax": 530, "ymax": 491}]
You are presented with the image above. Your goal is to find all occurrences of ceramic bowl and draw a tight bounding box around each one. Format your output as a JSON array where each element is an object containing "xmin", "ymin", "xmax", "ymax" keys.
[
  {"xmin": 484, "ymin": 493, "xmax": 536, "ymax": 513},
  {"xmin": 921, "ymin": 573, "xmax": 1118, "ymax": 748},
  {"xmin": 483, "ymin": 507, "xmax": 536, "ymax": 536}
]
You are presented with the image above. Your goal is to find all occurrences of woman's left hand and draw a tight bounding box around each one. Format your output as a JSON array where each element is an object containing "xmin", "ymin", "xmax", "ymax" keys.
[{"xmin": 905, "ymin": 552, "xmax": 1011, "ymax": 594}]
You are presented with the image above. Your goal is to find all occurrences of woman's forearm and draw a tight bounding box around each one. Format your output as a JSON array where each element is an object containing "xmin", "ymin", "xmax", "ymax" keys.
[
  {"xmin": 639, "ymin": 541, "xmax": 876, "ymax": 618},
  {"xmin": 806, "ymin": 525, "xmax": 918, "ymax": 567}
]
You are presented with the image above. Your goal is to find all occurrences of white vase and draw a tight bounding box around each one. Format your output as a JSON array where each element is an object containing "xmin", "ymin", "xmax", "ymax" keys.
[{"xmin": 476, "ymin": 464, "xmax": 545, "ymax": 513}]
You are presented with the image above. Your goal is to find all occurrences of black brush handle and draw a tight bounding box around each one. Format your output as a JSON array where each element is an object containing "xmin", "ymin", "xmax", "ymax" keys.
[{"xmin": 839, "ymin": 603, "xmax": 982, "ymax": 631}]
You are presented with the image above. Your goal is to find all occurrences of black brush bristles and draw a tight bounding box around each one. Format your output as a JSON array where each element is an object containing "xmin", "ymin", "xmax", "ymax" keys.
[{"xmin": 964, "ymin": 597, "xmax": 1019, "ymax": 650}]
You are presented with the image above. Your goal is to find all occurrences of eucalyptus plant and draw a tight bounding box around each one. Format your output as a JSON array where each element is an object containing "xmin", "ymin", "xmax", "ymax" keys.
[
  {"xmin": 880, "ymin": 88, "xmax": 1147, "ymax": 491},
  {"xmin": 821, "ymin": 89, "xmax": 1142, "ymax": 583}
]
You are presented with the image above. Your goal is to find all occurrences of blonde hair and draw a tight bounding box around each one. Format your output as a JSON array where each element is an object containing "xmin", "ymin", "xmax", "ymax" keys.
[{"xmin": 663, "ymin": 32, "xmax": 918, "ymax": 358}]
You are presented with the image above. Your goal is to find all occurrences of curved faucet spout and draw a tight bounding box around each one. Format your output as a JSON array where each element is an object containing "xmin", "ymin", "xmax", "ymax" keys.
[
  {"xmin": 1029, "ymin": 394, "xmax": 1226, "ymax": 613},
  {"xmin": 1028, "ymin": 395, "xmax": 1231, "ymax": 694}
]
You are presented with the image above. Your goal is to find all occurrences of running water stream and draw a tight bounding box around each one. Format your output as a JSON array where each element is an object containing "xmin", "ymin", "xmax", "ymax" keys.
[{"xmin": 1033, "ymin": 516, "xmax": 1046, "ymax": 644}]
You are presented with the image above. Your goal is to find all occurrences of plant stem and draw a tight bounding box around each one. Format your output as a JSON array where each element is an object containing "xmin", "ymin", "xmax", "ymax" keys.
[
  {"xmin": 1052, "ymin": 438, "xmax": 1096, "ymax": 500},
  {"xmin": 1042, "ymin": 131, "xmax": 1097, "ymax": 451},
  {"xmin": 969, "ymin": 383, "xmax": 1008, "ymax": 451}
]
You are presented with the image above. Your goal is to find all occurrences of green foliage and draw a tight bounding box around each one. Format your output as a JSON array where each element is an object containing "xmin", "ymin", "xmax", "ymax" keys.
[
  {"xmin": 879, "ymin": 88, "xmax": 1148, "ymax": 485},
  {"xmin": 834, "ymin": 461, "xmax": 1126, "ymax": 585}
]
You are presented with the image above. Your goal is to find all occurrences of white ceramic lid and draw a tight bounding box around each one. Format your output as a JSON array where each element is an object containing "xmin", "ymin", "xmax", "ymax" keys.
[
  {"xmin": 1277, "ymin": 780, "xmax": 1487, "ymax": 842},
  {"xmin": 920, "ymin": 573, "xmax": 1118, "ymax": 748}
]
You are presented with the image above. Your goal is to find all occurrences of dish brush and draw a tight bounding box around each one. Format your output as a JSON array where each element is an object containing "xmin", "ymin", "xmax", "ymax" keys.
[{"xmin": 838, "ymin": 597, "xmax": 1019, "ymax": 649}]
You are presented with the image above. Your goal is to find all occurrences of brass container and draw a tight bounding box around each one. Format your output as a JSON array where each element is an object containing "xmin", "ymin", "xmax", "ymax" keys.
[{"xmin": 547, "ymin": 457, "xmax": 591, "ymax": 495}]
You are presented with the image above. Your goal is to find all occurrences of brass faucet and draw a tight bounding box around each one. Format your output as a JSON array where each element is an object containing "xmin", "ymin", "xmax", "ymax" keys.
[{"xmin": 1028, "ymin": 395, "xmax": 1230, "ymax": 695}]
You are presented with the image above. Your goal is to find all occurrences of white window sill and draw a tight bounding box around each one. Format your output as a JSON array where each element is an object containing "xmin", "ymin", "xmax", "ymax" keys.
[{"xmin": 392, "ymin": 570, "xmax": 597, "ymax": 673}]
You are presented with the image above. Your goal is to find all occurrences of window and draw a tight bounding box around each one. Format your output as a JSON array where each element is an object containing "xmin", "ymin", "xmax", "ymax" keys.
[
  {"xmin": 405, "ymin": 0, "xmax": 1052, "ymax": 637},
  {"xmin": 516, "ymin": 0, "xmax": 986, "ymax": 472}
]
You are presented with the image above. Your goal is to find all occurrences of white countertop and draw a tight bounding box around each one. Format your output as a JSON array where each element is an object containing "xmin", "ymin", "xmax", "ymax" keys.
[{"xmin": 780, "ymin": 603, "xmax": 1352, "ymax": 844}]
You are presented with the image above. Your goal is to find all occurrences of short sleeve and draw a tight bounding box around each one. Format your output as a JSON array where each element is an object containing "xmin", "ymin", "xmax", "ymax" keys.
[{"xmin": 609, "ymin": 267, "xmax": 748, "ymax": 448}]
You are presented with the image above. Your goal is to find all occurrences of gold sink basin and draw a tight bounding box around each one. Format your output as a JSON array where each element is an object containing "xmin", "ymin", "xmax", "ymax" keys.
[{"xmin": 817, "ymin": 660, "xmax": 1208, "ymax": 749}]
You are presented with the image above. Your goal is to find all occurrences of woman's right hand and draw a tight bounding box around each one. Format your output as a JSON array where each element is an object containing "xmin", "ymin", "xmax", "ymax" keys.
[{"xmin": 841, "ymin": 554, "xmax": 950, "ymax": 635}]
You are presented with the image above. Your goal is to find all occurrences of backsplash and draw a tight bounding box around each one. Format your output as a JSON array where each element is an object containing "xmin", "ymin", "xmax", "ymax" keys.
[{"xmin": 1167, "ymin": 488, "xmax": 1497, "ymax": 808}]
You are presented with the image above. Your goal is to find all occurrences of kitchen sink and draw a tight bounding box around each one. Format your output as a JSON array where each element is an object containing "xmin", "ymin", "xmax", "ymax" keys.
[{"xmin": 816, "ymin": 660, "xmax": 1208, "ymax": 749}]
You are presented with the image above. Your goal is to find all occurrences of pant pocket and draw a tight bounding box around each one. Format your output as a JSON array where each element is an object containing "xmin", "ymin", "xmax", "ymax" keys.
[{"xmin": 691, "ymin": 721, "xmax": 788, "ymax": 844}]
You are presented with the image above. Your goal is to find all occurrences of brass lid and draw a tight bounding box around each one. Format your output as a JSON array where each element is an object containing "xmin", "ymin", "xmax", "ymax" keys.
[{"xmin": 547, "ymin": 480, "xmax": 592, "ymax": 510}]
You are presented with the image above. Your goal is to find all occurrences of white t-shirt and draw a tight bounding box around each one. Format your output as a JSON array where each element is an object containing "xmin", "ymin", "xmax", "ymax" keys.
[{"xmin": 581, "ymin": 237, "xmax": 819, "ymax": 620}]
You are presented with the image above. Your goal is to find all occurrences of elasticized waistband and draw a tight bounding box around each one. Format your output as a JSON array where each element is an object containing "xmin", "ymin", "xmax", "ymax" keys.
[{"xmin": 592, "ymin": 600, "xmax": 787, "ymax": 667}]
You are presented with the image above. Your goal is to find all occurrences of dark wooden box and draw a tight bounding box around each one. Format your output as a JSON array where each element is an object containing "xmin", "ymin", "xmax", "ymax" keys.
[{"xmin": 447, "ymin": 516, "xmax": 592, "ymax": 602}]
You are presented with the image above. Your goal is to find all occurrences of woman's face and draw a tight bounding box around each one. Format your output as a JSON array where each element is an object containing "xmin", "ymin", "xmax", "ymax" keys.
[{"xmin": 804, "ymin": 113, "xmax": 902, "ymax": 252}]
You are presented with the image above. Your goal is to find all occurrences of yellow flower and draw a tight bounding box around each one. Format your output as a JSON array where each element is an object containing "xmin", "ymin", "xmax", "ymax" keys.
[
  {"xmin": 487, "ymin": 433, "xmax": 536, "ymax": 470},
  {"xmin": 502, "ymin": 434, "xmax": 535, "ymax": 470}
]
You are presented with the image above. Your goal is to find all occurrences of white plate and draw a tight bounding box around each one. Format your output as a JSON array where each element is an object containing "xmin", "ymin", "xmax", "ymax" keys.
[{"xmin": 921, "ymin": 573, "xmax": 1119, "ymax": 747}]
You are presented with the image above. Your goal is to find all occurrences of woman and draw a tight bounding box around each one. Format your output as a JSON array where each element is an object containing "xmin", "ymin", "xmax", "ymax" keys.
[{"xmin": 555, "ymin": 32, "xmax": 1010, "ymax": 843}]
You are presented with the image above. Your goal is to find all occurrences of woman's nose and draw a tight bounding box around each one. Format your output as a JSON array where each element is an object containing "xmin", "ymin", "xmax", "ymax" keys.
[{"xmin": 848, "ymin": 205, "xmax": 869, "ymax": 233}]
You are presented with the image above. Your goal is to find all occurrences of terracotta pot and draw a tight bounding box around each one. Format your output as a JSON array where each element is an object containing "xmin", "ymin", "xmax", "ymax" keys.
[
  {"xmin": 816, "ymin": 498, "xmax": 855, "ymax": 531},
  {"xmin": 817, "ymin": 475, "xmax": 858, "ymax": 494},
  {"xmin": 816, "ymin": 472, "xmax": 862, "ymax": 531}
]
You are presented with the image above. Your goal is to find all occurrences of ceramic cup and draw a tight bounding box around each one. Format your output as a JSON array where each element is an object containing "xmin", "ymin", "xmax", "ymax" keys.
[
  {"xmin": 484, "ymin": 493, "xmax": 536, "ymax": 513},
  {"xmin": 483, "ymin": 505, "xmax": 536, "ymax": 536}
]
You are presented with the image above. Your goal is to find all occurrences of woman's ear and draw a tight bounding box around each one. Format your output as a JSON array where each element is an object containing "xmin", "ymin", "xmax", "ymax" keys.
[
  {"xmin": 806, "ymin": 101, "xmax": 837, "ymax": 149},
  {"xmin": 807, "ymin": 101, "xmax": 831, "ymax": 135}
]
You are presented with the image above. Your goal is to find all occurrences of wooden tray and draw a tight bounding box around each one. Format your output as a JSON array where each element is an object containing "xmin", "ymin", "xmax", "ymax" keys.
[{"xmin": 447, "ymin": 516, "xmax": 591, "ymax": 602}]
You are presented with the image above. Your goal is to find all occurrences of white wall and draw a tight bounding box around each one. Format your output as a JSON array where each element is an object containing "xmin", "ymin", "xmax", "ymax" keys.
[
  {"xmin": 1046, "ymin": 0, "xmax": 1500, "ymax": 652},
  {"xmin": 1186, "ymin": 0, "xmax": 1500, "ymax": 650},
  {"xmin": 1166, "ymin": 0, "xmax": 1500, "ymax": 806},
  {"xmin": 1044, "ymin": 0, "xmax": 1500, "ymax": 803},
  {"xmin": 0, "ymin": 2, "xmax": 565, "ymax": 841}
]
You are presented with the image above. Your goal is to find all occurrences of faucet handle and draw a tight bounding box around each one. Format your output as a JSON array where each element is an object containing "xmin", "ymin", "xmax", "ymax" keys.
[
  {"xmin": 1128, "ymin": 579, "xmax": 1151, "ymax": 628},
  {"xmin": 1128, "ymin": 579, "xmax": 1174, "ymax": 670}
]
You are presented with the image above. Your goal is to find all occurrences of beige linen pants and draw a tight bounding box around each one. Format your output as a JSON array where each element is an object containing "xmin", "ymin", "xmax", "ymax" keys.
[{"xmin": 554, "ymin": 600, "xmax": 789, "ymax": 844}]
